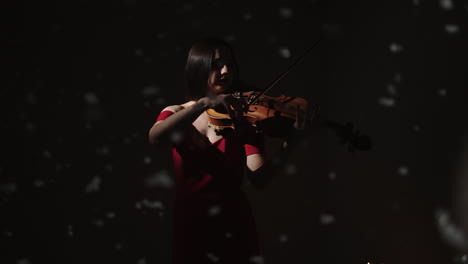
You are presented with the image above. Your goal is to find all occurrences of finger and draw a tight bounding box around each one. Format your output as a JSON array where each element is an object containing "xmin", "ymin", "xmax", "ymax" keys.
[
  {"xmin": 223, "ymin": 101, "xmax": 235, "ymax": 120},
  {"xmin": 241, "ymin": 98, "xmax": 249, "ymax": 113},
  {"xmin": 298, "ymin": 105, "xmax": 307, "ymax": 129},
  {"xmin": 233, "ymin": 100, "xmax": 244, "ymax": 120},
  {"xmin": 302, "ymin": 106, "xmax": 310, "ymax": 129},
  {"xmin": 295, "ymin": 105, "xmax": 301, "ymax": 129}
]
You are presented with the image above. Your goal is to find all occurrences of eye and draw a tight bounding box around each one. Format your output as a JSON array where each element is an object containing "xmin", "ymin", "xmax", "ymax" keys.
[
  {"xmin": 211, "ymin": 59, "xmax": 225, "ymax": 70},
  {"xmin": 212, "ymin": 59, "xmax": 233, "ymax": 70}
]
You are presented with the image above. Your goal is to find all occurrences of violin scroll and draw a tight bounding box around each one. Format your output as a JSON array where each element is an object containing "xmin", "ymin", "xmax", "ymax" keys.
[{"xmin": 322, "ymin": 120, "xmax": 372, "ymax": 152}]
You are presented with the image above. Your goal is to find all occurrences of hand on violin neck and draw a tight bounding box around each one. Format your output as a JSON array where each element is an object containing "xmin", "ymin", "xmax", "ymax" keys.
[
  {"xmin": 197, "ymin": 93, "xmax": 248, "ymax": 121},
  {"xmin": 284, "ymin": 105, "xmax": 313, "ymax": 149}
]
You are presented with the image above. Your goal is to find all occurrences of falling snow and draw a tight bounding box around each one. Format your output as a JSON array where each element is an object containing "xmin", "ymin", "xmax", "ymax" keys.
[
  {"xmin": 106, "ymin": 211, "xmax": 116, "ymax": 219},
  {"xmin": 438, "ymin": 89, "xmax": 447, "ymax": 96},
  {"xmin": 141, "ymin": 85, "xmax": 160, "ymax": 97},
  {"xmin": 140, "ymin": 199, "xmax": 164, "ymax": 210},
  {"xmin": 24, "ymin": 122, "xmax": 36, "ymax": 131},
  {"xmin": 84, "ymin": 175, "xmax": 101, "ymax": 193},
  {"xmin": 394, "ymin": 73, "xmax": 403, "ymax": 83},
  {"xmin": 278, "ymin": 47, "xmax": 292, "ymax": 58},
  {"xmin": 67, "ymin": 225, "xmax": 73, "ymax": 237},
  {"xmin": 378, "ymin": 97, "xmax": 395, "ymax": 107},
  {"xmin": 320, "ymin": 213, "xmax": 335, "ymax": 225},
  {"xmin": 144, "ymin": 170, "xmax": 174, "ymax": 189},
  {"xmin": 279, "ymin": 7, "xmax": 293, "ymax": 19},
  {"xmin": 284, "ymin": 163, "xmax": 297, "ymax": 175},
  {"xmin": 278, "ymin": 233, "xmax": 289, "ymax": 243},
  {"xmin": 96, "ymin": 145, "xmax": 110, "ymax": 156},
  {"xmin": 243, "ymin": 12, "xmax": 253, "ymax": 21},
  {"xmin": 42, "ymin": 149, "xmax": 52, "ymax": 159},
  {"xmin": 33, "ymin": 179, "xmax": 45, "ymax": 188},
  {"xmin": 16, "ymin": 258, "xmax": 31, "ymax": 264},
  {"xmin": 206, "ymin": 252, "xmax": 220, "ymax": 262},
  {"xmin": 115, "ymin": 243, "xmax": 123, "ymax": 251},
  {"xmin": 435, "ymin": 208, "xmax": 467, "ymax": 251},
  {"xmin": 440, "ymin": 0, "xmax": 454, "ymax": 11},
  {"xmin": 136, "ymin": 258, "xmax": 147, "ymax": 264},
  {"xmin": 93, "ymin": 219, "xmax": 105, "ymax": 227},
  {"xmin": 135, "ymin": 48, "xmax": 144, "ymax": 57},
  {"xmin": 4, "ymin": 2, "xmax": 466, "ymax": 263},
  {"xmin": 386, "ymin": 83, "xmax": 398, "ymax": 96},
  {"xmin": 143, "ymin": 156, "xmax": 151, "ymax": 164},
  {"xmin": 389, "ymin": 42, "xmax": 403, "ymax": 54},
  {"xmin": 4, "ymin": 230, "xmax": 13, "ymax": 237},
  {"xmin": 170, "ymin": 130, "xmax": 184, "ymax": 144},
  {"xmin": 208, "ymin": 205, "xmax": 222, "ymax": 216},
  {"xmin": 397, "ymin": 166, "xmax": 409, "ymax": 176},
  {"xmin": 249, "ymin": 255, "xmax": 265, "ymax": 264},
  {"xmin": 83, "ymin": 92, "xmax": 100, "ymax": 105},
  {"xmin": 0, "ymin": 183, "xmax": 17, "ymax": 194},
  {"xmin": 445, "ymin": 24, "xmax": 460, "ymax": 34}
]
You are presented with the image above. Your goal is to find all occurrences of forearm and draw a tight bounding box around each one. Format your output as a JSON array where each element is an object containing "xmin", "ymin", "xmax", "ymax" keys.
[
  {"xmin": 247, "ymin": 144, "xmax": 294, "ymax": 190},
  {"xmin": 148, "ymin": 100, "xmax": 207, "ymax": 144}
]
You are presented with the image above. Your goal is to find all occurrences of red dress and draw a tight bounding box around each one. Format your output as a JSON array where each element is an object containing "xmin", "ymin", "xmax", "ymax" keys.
[{"xmin": 157, "ymin": 110, "xmax": 264, "ymax": 264}]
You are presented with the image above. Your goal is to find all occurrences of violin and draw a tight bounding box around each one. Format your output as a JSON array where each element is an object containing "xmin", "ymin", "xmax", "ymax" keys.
[
  {"xmin": 205, "ymin": 38, "xmax": 372, "ymax": 152},
  {"xmin": 206, "ymin": 90, "xmax": 308, "ymax": 137},
  {"xmin": 205, "ymin": 90, "xmax": 372, "ymax": 152}
]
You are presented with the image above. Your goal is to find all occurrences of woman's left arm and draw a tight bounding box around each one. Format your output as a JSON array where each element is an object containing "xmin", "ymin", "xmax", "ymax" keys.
[{"xmin": 246, "ymin": 105, "xmax": 313, "ymax": 190}]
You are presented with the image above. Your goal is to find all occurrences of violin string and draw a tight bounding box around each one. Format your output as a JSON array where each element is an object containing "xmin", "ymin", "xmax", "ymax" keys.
[{"xmin": 248, "ymin": 37, "xmax": 322, "ymax": 106}]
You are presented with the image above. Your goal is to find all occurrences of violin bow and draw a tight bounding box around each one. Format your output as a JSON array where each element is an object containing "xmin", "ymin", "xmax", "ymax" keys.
[{"xmin": 248, "ymin": 37, "xmax": 322, "ymax": 106}]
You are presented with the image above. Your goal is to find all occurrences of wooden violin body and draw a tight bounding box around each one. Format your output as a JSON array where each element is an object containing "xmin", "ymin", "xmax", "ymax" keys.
[{"xmin": 206, "ymin": 91, "xmax": 309, "ymax": 137}]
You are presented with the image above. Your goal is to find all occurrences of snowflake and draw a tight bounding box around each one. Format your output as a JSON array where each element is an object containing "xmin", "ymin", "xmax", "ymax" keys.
[
  {"xmin": 320, "ymin": 213, "xmax": 335, "ymax": 225},
  {"xmin": 278, "ymin": 233, "xmax": 288, "ymax": 243},
  {"xmin": 141, "ymin": 86, "xmax": 160, "ymax": 97},
  {"xmin": 206, "ymin": 252, "xmax": 219, "ymax": 262},
  {"xmin": 249, "ymin": 255, "xmax": 265, "ymax": 264},
  {"xmin": 440, "ymin": 0, "xmax": 454, "ymax": 11},
  {"xmin": 83, "ymin": 92, "xmax": 99, "ymax": 105},
  {"xmin": 278, "ymin": 47, "xmax": 292, "ymax": 58},
  {"xmin": 378, "ymin": 97, "xmax": 395, "ymax": 107},
  {"xmin": 397, "ymin": 166, "xmax": 409, "ymax": 176},
  {"xmin": 141, "ymin": 199, "xmax": 164, "ymax": 210},
  {"xmin": 208, "ymin": 205, "xmax": 222, "ymax": 216},
  {"xmin": 445, "ymin": 24, "xmax": 460, "ymax": 35},
  {"xmin": 389, "ymin": 42, "xmax": 403, "ymax": 54},
  {"xmin": 84, "ymin": 175, "xmax": 101, "ymax": 193},
  {"xmin": 279, "ymin": 7, "xmax": 293, "ymax": 19},
  {"xmin": 145, "ymin": 170, "xmax": 174, "ymax": 189}
]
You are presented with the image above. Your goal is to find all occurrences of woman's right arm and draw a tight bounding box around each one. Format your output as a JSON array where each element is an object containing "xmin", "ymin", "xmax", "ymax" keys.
[
  {"xmin": 148, "ymin": 94, "xmax": 246, "ymax": 145},
  {"xmin": 148, "ymin": 101, "xmax": 207, "ymax": 145}
]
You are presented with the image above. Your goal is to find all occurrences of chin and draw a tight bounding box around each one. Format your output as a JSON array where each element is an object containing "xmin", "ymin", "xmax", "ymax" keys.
[{"xmin": 215, "ymin": 85, "xmax": 231, "ymax": 94}]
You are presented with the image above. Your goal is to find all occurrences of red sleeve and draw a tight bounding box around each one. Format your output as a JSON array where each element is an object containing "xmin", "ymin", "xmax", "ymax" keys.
[
  {"xmin": 156, "ymin": 110, "xmax": 175, "ymax": 122},
  {"xmin": 244, "ymin": 133, "xmax": 265, "ymax": 156}
]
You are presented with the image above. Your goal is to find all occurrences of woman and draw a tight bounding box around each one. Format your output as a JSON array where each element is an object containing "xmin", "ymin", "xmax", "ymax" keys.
[{"xmin": 148, "ymin": 38, "xmax": 309, "ymax": 264}]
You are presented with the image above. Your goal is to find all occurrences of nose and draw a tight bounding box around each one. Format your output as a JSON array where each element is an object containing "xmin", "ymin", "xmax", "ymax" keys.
[{"xmin": 220, "ymin": 64, "xmax": 229, "ymax": 75}]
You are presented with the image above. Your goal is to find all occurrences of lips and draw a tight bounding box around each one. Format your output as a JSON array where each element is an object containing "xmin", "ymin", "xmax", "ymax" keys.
[{"xmin": 217, "ymin": 78, "xmax": 228, "ymax": 85}]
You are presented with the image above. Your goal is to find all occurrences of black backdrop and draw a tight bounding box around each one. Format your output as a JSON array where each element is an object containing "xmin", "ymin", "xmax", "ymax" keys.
[{"xmin": 3, "ymin": 0, "xmax": 468, "ymax": 263}]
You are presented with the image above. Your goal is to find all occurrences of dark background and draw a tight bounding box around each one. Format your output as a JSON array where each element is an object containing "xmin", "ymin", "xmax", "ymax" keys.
[{"xmin": 3, "ymin": 0, "xmax": 468, "ymax": 263}]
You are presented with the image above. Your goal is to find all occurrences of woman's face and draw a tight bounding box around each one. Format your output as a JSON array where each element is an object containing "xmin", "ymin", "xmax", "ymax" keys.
[{"xmin": 207, "ymin": 49, "xmax": 234, "ymax": 94}]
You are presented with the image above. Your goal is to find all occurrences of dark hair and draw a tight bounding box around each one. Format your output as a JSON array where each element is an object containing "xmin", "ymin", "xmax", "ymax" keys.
[{"xmin": 183, "ymin": 38, "xmax": 240, "ymax": 101}]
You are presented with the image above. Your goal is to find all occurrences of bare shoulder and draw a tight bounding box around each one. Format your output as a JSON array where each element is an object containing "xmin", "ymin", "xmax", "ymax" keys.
[{"xmin": 162, "ymin": 101, "xmax": 195, "ymax": 113}]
